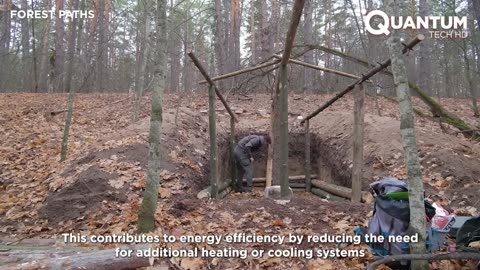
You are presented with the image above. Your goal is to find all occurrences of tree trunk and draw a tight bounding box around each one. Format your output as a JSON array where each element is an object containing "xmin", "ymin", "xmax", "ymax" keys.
[
  {"xmin": 249, "ymin": 1, "xmax": 256, "ymax": 64},
  {"xmin": 272, "ymin": 0, "xmax": 305, "ymax": 197},
  {"xmin": 63, "ymin": 0, "xmax": 80, "ymax": 93},
  {"xmin": 213, "ymin": 0, "xmax": 226, "ymax": 90},
  {"xmin": 384, "ymin": 0, "xmax": 428, "ymax": 268},
  {"xmin": 39, "ymin": 0, "xmax": 52, "ymax": 92},
  {"xmin": 55, "ymin": 0, "xmax": 65, "ymax": 92},
  {"xmin": 20, "ymin": 0, "xmax": 29, "ymax": 90},
  {"xmin": 133, "ymin": 0, "xmax": 151, "ymax": 122},
  {"xmin": 462, "ymin": 39, "xmax": 479, "ymax": 117},
  {"xmin": 137, "ymin": 0, "xmax": 167, "ymax": 233},
  {"xmin": 59, "ymin": 75, "xmax": 76, "ymax": 161},
  {"xmin": 96, "ymin": 0, "xmax": 107, "ymax": 91},
  {"xmin": 228, "ymin": 0, "xmax": 241, "ymax": 87},
  {"xmin": 302, "ymin": 0, "xmax": 313, "ymax": 94},
  {"xmin": 30, "ymin": 0, "xmax": 38, "ymax": 92},
  {"xmin": 417, "ymin": 0, "xmax": 432, "ymax": 95}
]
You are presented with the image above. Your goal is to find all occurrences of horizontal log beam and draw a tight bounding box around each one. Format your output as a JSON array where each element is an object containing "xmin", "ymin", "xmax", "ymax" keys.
[
  {"xmin": 311, "ymin": 188, "xmax": 346, "ymax": 201},
  {"xmin": 301, "ymin": 34, "xmax": 425, "ymax": 124},
  {"xmin": 273, "ymin": 54, "xmax": 371, "ymax": 82},
  {"xmin": 198, "ymin": 60, "xmax": 281, "ymax": 85},
  {"xmin": 311, "ymin": 180, "xmax": 369, "ymax": 202},
  {"xmin": 188, "ymin": 51, "xmax": 238, "ymax": 122}
]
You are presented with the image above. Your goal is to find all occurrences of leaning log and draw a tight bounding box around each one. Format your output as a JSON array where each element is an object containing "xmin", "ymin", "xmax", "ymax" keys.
[
  {"xmin": 311, "ymin": 188, "xmax": 346, "ymax": 201},
  {"xmin": 311, "ymin": 180, "xmax": 369, "ymax": 202},
  {"xmin": 1, "ymin": 245, "xmax": 151, "ymax": 270},
  {"xmin": 187, "ymin": 52, "xmax": 238, "ymax": 122}
]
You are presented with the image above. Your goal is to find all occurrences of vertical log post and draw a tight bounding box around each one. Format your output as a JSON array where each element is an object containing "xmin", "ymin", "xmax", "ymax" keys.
[
  {"xmin": 305, "ymin": 120, "xmax": 311, "ymax": 192},
  {"xmin": 265, "ymin": 129, "xmax": 273, "ymax": 187},
  {"xmin": 272, "ymin": 0, "xmax": 306, "ymax": 198},
  {"xmin": 351, "ymin": 83, "xmax": 365, "ymax": 203},
  {"xmin": 208, "ymin": 84, "xmax": 219, "ymax": 199},
  {"xmin": 230, "ymin": 116, "xmax": 236, "ymax": 188}
]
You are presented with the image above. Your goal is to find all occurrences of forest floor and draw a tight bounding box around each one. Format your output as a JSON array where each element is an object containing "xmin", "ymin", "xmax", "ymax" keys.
[{"xmin": 1, "ymin": 92, "xmax": 480, "ymax": 269}]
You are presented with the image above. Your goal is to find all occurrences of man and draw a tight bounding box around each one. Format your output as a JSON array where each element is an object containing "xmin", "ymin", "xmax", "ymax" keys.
[{"xmin": 233, "ymin": 134, "xmax": 271, "ymax": 192}]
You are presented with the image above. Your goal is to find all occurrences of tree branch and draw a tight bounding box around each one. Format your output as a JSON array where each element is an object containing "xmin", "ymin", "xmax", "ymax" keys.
[{"xmin": 365, "ymin": 252, "xmax": 480, "ymax": 270}]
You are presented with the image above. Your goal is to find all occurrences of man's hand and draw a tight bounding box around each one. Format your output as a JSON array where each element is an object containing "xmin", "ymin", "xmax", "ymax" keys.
[{"xmin": 250, "ymin": 157, "xmax": 254, "ymax": 162}]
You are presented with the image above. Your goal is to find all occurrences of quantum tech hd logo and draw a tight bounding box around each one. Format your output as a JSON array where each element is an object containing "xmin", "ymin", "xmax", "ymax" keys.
[{"xmin": 363, "ymin": 10, "xmax": 468, "ymax": 39}]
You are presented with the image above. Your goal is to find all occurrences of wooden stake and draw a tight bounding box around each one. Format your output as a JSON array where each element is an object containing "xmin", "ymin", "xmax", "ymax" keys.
[
  {"xmin": 208, "ymin": 84, "xmax": 219, "ymax": 199},
  {"xmin": 230, "ymin": 117, "xmax": 236, "ymax": 188},
  {"xmin": 351, "ymin": 84, "xmax": 365, "ymax": 203},
  {"xmin": 265, "ymin": 130, "xmax": 273, "ymax": 187},
  {"xmin": 305, "ymin": 120, "xmax": 312, "ymax": 192}
]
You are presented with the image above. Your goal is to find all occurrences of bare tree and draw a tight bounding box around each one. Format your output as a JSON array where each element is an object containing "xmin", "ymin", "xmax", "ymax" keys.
[
  {"xmin": 385, "ymin": 0, "xmax": 428, "ymax": 268},
  {"xmin": 137, "ymin": 0, "xmax": 168, "ymax": 233}
]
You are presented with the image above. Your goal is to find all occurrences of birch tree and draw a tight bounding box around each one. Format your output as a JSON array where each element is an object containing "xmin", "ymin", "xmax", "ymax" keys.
[
  {"xmin": 137, "ymin": 0, "xmax": 167, "ymax": 233},
  {"xmin": 384, "ymin": 0, "xmax": 428, "ymax": 268}
]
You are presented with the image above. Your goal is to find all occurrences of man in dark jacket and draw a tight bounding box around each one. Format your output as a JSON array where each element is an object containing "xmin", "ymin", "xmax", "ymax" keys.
[{"xmin": 233, "ymin": 134, "xmax": 271, "ymax": 192}]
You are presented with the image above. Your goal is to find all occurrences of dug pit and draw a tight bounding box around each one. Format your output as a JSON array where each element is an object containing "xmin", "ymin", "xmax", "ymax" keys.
[{"xmin": 215, "ymin": 131, "xmax": 353, "ymax": 194}]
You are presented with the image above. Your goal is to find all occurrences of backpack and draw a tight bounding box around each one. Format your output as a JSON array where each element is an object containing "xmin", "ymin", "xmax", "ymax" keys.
[{"xmin": 365, "ymin": 177, "xmax": 436, "ymax": 266}]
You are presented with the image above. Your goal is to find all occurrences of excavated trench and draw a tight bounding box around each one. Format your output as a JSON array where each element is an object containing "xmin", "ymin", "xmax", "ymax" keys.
[{"xmin": 215, "ymin": 130, "xmax": 353, "ymax": 195}]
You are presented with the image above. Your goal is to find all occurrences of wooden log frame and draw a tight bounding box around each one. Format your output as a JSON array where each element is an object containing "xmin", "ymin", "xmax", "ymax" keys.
[
  {"xmin": 300, "ymin": 34, "xmax": 425, "ymax": 124},
  {"xmin": 302, "ymin": 43, "xmax": 480, "ymax": 139},
  {"xmin": 187, "ymin": 51, "xmax": 238, "ymax": 123},
  {"xmin": 198, "ymin": 59, "xmax": 281, "ymax": 85}
]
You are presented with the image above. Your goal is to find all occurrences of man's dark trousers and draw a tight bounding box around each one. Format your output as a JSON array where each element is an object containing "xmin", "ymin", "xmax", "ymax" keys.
[{"xmin": 233, "ymin": 147, "xmax": 253, "ymax": 192}]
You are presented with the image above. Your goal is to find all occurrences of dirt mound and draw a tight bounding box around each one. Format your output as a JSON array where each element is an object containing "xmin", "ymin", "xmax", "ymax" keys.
[
  {"xmin": 308, "ymin": 111, "xmax": 480, "ymax": 209},
  {"xmin": 40, "ymin": 106, "xmax": 210, "ymax": 227},
  {"xmin": 40, "ymin": 166, "xmax": 127, "ymax": 224}
]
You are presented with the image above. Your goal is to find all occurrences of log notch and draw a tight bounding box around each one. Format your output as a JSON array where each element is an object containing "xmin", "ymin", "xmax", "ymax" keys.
[
  {"xmin": 300, "ymin": 34, "xmax": 425, "ymax": 124},
  {"xmin": 351, "ymin": 84, "xmax": 365, "ymax": 203},
  {"xmin": 272, "ymin": 0, "xmax": 305, "ymax": 198}
]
